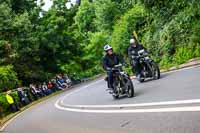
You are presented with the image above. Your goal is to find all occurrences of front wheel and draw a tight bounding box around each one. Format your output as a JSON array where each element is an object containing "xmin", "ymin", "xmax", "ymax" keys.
[
  {"xmin": 112, "ymin": 94, "xmax": 119, "ymax": 99},
  {"xmin": 151, "ymin": 61, "xmax": 160, "ymax": 79},
  {"xmin": 127, "ymin": 79, "xmax": 134, "ymax": 98},
  {"xmin": 112, "ymin": 80, "xmax": 120, "ymax": 99}
]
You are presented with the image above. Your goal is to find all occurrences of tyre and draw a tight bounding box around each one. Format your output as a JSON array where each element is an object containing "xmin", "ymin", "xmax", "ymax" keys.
[
  {"xmin": 112, "ymin": 94, "xmax": 119, "ymax": 99},
  {"xmin": 112, "ymin": 81, "xmax": 120, "ymax": 99},
  {"xmin": 152, "ymin": 62, "xmax": 160, "ymax": 79},
  {"xmin": 127, "ymin": 79, "xmax": 134, "ymax": 98}
]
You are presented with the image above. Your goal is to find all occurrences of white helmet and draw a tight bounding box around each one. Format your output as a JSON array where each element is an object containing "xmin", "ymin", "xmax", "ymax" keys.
[
  {"xmin": 130, "ymin": 38, "xmax": 136, "ymax": 44},
  {"xmin": 104, "ymin": 44, "xmax": 112, "ymax": 51}
]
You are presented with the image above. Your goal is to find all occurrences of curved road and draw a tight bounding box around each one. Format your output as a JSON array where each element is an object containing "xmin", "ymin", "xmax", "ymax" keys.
[{"xmin": 3, "ymin": 66, "xmax": 200, "ymax": 133}]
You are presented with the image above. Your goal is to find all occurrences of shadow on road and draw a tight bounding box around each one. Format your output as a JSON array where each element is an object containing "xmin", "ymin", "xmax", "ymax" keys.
[
  {"xmin": 160, "ymin": 73, "xmax": 170, "ymax": 79},
  {"xmin": 111, "ymin": 90, "xmax": 147, "ymax": 101},
  {"xmin": 112, "ymin": 73, "xmax": 172, "ymax": 101},
  {"xmin": 134, "ymin": 72, "xmax": 171, "ymax": 84}
]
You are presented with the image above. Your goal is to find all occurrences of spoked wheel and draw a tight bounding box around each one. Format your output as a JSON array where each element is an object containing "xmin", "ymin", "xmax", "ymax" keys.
[
  {"xmin": 151, "ymin": 61, "xmax": 160, "ymax": 80},
  {"xmin": 112, "ymin": 81, "xmax": 119, "ymax": 99},
  {"xmin": 127, "ymin": 79, "xmax": 134, "ymax": 98}
]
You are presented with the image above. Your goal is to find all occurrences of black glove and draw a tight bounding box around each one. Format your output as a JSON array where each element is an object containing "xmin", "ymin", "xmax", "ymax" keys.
[
  {"xmin": 131, "ymin": 55, "xmax": 138, "ymax": 60},
  {"xmin": 123, "ymin": 63, "xmax": 129, "ymax": 67},
  {"xmin": 106, "ymin": 67, "xmax": 112, "ymax": 71}
]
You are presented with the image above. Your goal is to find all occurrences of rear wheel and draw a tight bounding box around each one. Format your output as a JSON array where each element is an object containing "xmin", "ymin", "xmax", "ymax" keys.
[{"xmin": 151, "ymin": 61, "xmax": 160, "ymax": 79}]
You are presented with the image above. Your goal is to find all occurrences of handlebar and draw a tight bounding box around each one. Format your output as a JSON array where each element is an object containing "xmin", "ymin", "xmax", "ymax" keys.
[
  {"xmin": 114, "ymin": 64, "xmax": 123, "ymax": 68},
  {"xmin": 106, "ymin": 64, "xmax": 125, "ymax": 71},
  {"xmin": 131, "ymin": 49, "xmax": 148, "ymax": 59}
]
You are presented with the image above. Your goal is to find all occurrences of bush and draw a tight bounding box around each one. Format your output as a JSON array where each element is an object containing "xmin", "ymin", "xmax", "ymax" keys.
[
  {"xmin": 0, "ymin": 91, "xmax": 20, "ymax": 116},
  {"xmin": 174, "ymin": 44, "xmax": 200, "ymax": 64},
  {"xmin": 111, "ymin": 4, "xmax": 147, "ymax": 55},
  {"xmin": 0, "ymin": 93, "xmax": 9, "ymax": 115},
  {"xmin": 194, "ymin": 44, "xmax": 200, "ymax": 57},
  {"xmin": 0, "ymin": 66, "xmax": 20, "ymax": 93}
]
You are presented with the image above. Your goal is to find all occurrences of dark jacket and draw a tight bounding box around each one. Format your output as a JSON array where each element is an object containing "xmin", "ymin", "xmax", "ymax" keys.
[
  {"xmin": 128, "ymin": 44, "xmax": 146, "ymax": 58},
  {"xmin": 102, "ymin": 53, "xmax": 124, "ymax": 70}
]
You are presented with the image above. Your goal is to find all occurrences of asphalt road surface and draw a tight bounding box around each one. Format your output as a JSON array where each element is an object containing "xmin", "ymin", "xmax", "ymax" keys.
[{"xmin": 3, "ymin": 66, "xmax": 200, "ymax": 133}]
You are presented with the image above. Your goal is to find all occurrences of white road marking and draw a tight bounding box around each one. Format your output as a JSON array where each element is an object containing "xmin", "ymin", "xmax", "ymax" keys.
[
  {"xmin": 60, "ymin": 79, "xmax": 104, "ymax": 104},
  {"xmin": 55, "ymin": 100, "xmax": 200, "ymax": 113},
  {"xmin": 60, "ymin": 99, "xmax": 200, "ymax": 108}
]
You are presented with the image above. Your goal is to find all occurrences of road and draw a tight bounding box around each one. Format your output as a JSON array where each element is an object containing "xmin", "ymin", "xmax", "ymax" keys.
[{"xmin": 3, "ymin": 66, "xmax": 200, "ymax": 133}]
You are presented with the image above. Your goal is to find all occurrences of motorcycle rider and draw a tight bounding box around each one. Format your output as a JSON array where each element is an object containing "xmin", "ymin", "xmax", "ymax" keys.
[
  {"xmin": 102, "ymin": 44, "xmax": 127, "ymax": 93},
  {"xmin": 128, "ymin": 38, "xmax": 147, "ymax": 79}
]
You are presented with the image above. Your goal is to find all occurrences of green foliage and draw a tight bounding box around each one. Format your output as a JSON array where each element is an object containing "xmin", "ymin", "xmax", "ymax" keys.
[
  {"xmin": 194, "ymin": 44, "xmax": 200, "ymax": 57},
  {"xmin": 75, "ymin": 0, "xmax": 95, "ymax": 34},
  {"xmin": 0, "ymin": 66, "xmax": 20, "ymax": 92},
  {"xmin": 174, "ymin": 44, "xmax": 200, "ymax": 64},
  {"xmin": 113, "ymin": 0, "xmax": 135, "ymax": 14},
  {"xmin": 0, "ymin": 91, "xmax": 22, "ymax": 115},
  {"xmin": 0, "ymin": 0, "xmax": 200, "ymax": 88},
  {"xmin": 94, "ymin": 0, "xmax": 117, "ymax": 32},
  {"xmin": 124, "ymin": 0, "xmax": 200, "ymax": 68},
  {"xmin": 111, "ymin": 4, "xmax": 147, "ymax": 55},
  {"xmin": 0, "ymin": 93, "xmax": 9, "ymax": 115},
  {"xmin": 85, "ymin": 32, "xmax": 109, "ymax": 61}
]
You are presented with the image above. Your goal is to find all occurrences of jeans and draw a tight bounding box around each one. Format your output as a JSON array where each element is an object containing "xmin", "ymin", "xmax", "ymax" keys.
[
  {"xmin": 107, "ymin": 70, "xmax": 114, "ymax": 89},
  {"xmin": 132, "ymin": 60, "xmax": 142, "ymax": 76}
]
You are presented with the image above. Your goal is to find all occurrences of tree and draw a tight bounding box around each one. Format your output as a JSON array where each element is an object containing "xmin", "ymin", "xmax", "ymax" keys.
[
  {"xmin": 75, "ymin": 0, "xmax": 96, "ymax": 35},
  {"xmin": 111, "ymin": 4, "xmax": 147, "ymax": 54},
  {"xmin": 94, "ymin": 0, "xmax": 117, "ymax": 32},
  {"xmin": 0, "ymin": 65, "xmax": 20, "ymax": 92}
]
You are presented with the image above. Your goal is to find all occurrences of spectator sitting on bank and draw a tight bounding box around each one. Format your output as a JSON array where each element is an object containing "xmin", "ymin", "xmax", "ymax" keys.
[
  {"xmin": 23, "ymin": 87, "xmax": 33, "ymax": 102},
  {"xmin": 30, "ymin": 84, "xmax": 40, "ymax": 100},
  {"xmin": 6, "ymin": 90, "xmax": 20, "ymax": 112},
  {"xmin": 17, "ymin": 87, "xmax": 30, "ymax": 106},
  {"xmin": 47, "ymin": 81, "xmax": 56, "ymax": 92},
  {"xmin": 62, "ymin": 74, "xmax": 72, "ymax": 88},
  {"xmin": 42, "ymin": 82, "xmax": 52, "ymax": 95},
  {"xmin": 37, "ymin": 84, "xmax": 46, "ymax": 97},
  {"xmin": 51, "ymin": 78, "xmax": 64, "ymax": 90},
  {"xmin": 56, "ymin": 75, "xmax": 67, "ymax": 89}
]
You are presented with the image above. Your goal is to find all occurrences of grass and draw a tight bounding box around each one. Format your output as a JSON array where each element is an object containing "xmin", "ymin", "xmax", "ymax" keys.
[{"xmin": 160, "ymin": 57, "xmax": 200, "ymax": 71}]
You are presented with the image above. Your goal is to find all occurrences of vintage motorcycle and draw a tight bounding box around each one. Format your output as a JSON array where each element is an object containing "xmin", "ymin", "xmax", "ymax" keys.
[
  {"xmin": 131, "ymin": 49, "xmax": 160, "ymax": 82},
  {"xmin": 107, "ymin": 64, "xmax": 134, "ymax": 99}
]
